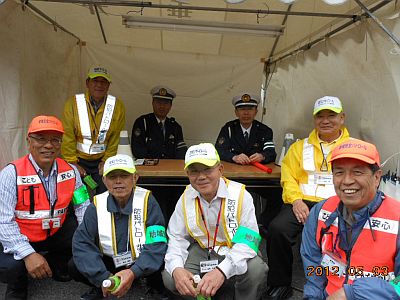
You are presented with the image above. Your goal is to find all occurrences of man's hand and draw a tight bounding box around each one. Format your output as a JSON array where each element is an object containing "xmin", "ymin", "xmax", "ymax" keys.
[
  {"xmin": 23, "ymin": 252, "xmax": 52, "ymax": 279},
  {"xmin": 102, "ymin": 269, "xmax": 135, "ymax": 298},
  {"xmin": 249, "ymin": 153, "xmax": 265, "ymax": 163},
  {"xmin": 73, "ymin": 163, "xmax": 87, "ymax": 178},
  {"xmin": 327, "ymin": 287, "xmax": 347, "ymax": 300},
  {"xmin": 98, "ymin": 161, "xmax": 105, "ymax": 175},
  {"xmin": 172, "ymin": 268, "xmax": 197, "ymax": 297},
  {"xmin": 197, "ymin": 268, "xmax": 225, "ymax": 297},
  {"xmin": 233, "ymin": 154, "xmax": 251, "ymax": 165},
  {"xmin": 292, "ymin": 199, "xmax": 310, "ymax": 224}
]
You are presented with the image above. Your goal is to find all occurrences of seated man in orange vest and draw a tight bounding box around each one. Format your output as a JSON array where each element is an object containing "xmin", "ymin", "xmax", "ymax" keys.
[
  {"xmin": 162, "ymin": 143, "xmax": 268, "ymax": 300},
  {"xmin": 0, "ymin": 116, "xmax": 90, "ymax": 300},
  {"xmin": 301, "ymin": 138, "xmax": 400, "ymax": 299}
]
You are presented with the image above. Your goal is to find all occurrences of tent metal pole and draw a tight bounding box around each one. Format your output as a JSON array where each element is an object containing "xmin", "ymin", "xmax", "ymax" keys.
[
  {"xmin": 94, "ymin": 4, "xmax": 108, "ymax": 44},
  {"xmin": 35, "ymin": 0, "xmax": 356, "ymax": 19},
  {"xmin": 353, "ymin": 0, "xmax": 400, "ymax": 47},
  {"xmin": 23, "ymin": 1, "xmax": 81, "ymax": 42},
  {"xmin": 267, "ymin": 0, "xmax": 392, "ymax": 66}
]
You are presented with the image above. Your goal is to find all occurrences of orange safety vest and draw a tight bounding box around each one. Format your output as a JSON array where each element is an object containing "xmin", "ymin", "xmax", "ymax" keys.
[
  {"xmin": 12, "ymin": 155, "xmax": 76, "ymax": 242},
  {"xmin": 316, "ymin": 195, "xmax": 400, "ymax": 295}
]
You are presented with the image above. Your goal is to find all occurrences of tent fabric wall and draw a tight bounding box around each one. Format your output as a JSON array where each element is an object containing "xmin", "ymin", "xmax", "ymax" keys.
[
  {"xmin": 80, "ymin": 43, "xmax": 264, "ymax": 147},
  {"xmin": 267, "ymin": 17, "xmax": 400, "ymax": 164},
  {"xmin": 0, "ymin": 0, "xmax": 80, "ymax": 166}
]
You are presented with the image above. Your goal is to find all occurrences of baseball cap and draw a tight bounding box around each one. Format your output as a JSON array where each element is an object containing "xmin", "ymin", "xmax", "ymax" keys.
[
  {"xmin": 103, "ymin": 154, "xmax": 136, "ymax": 176},
  {"xmin": 184, "ymin": 143, "xmax": 220, "ymax": 170},
  {"xmin": 232, "ymin": 93, "xmax": 259, "ymax": 108},
  {"xmin": 313, "ymin": 96, "xmax": 343, "ymax": 115},
  {"xmin": 28, "ymin": 115, "xmax": 64, "ymax": 135},
  {"xmin": 151, "ymin": 86, "xmax": 176, "ymax": 101},
  {"xmin": 87, "ymin": 66, "xmax": 112, "ymax": 82},
  {"xmin": 330, "ymin": 138, "xmax": 380, "ymax": 167}
]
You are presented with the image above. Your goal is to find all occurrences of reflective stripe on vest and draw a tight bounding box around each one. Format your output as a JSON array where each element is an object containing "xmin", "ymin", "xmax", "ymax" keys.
[
  {"xmin": 13, "ymin": 156, "xmax": 75, "ymax": 242},
  {"xmin": 300, "ymin": 138, "xmax": 335, "ymax": 199},
  {"xmin": 94, "ymin": 187, "xmax": 150, "ymax": 258},
  {"xmin": 316, "ymin": 195, "xmax": 399, "ymax": 295},
  {"xmin": 75, "ymin": 93, "xmax": 116, "ymax": 154},
  {"xmin": 183, "ymin": 179, "xmax": 244, "ymax": 255}
]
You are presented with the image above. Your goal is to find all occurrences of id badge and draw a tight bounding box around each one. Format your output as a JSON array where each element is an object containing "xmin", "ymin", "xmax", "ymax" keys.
[
  {"xmin": 91, "ymin": 143, "xmax": 105, "ymax": 152},
  {"xmin": 112, "ymin": 251, "xmax": 133, "ymax": 268},
  {"xmin": 314, "ymin": 173, "xmax": 333, "ymax": 185},
  {"xmin": 52, "ymin": 217, "xmax": 61, "ymax": 228},
  {"xmin": 42, "ymin": 219, "xmax": 51, "ymax": 230},
  {"xmin": 321, "ymin": 253, "xmax": 346, "ymax": 277},
  {"xmin": 42, "ymin": 218, "xmax": 61, "ymax": 229},
  {"xmin": 199, "ymin": 260, "xmax": 218, "ymax": 273}
]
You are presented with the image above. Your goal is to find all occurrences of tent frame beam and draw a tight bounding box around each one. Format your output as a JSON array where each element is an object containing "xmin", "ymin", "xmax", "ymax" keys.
[{"xmin": 34, "ymin": 0, "xmax": 357, "ymax": 19}]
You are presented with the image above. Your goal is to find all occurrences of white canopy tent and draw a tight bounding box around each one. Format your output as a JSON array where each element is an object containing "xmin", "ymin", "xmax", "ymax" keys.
[{"xmin": 1, "ymin": 0, "xmax": 400, "ymax": 169}]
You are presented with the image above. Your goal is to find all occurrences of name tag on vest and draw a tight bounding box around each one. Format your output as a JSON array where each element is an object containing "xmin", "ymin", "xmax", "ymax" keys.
[
  {"xmin": 200, "ymin": 260, "xmax": 218, "ymax": 273},
  {"xmin": 42, "ymin": 218, "xmax": 61, "ymax": 230},
  {"xmin": 91, "ymin": 143, "xmax": 106, "ymax": 152},
  {"xmin": 113, "ymin": 251, "xmax": 134, "ymax": 268},
  {"xmin": 17, "ymin": 175, "xmax": 40, "ymax": 185},
  {"xmin": 314, "ymin": 173, "xmax": 333, "ymax": 185}
]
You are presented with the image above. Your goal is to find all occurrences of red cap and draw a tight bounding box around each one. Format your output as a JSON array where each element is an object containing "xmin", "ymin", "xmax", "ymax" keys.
[
  {"xmin": 28, "ymin": 116, "xmax": 64, "ymax": 135},
  {"xmin": 330, "ymin": 138, "xmax": 380, "ymax": 167}
]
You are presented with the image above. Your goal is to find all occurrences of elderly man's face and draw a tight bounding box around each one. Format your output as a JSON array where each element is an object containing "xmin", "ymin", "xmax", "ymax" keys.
[
  {"xmin": 186, "ymin": 163, "xmax": 223, "ymax": 202},
  {"xmin": 28, "ymin": 130, "xmax": 63, "ymax": 171},
  {"xmin": 235, "ymin": 106, "xmax": 258, "ymax": 128},
  {"xmin": 103, "ymin": 170, "xmax": 138, "ymax": 207},
  {"xmin": 314, "ymin": 110, "xmax": 344, "ymax": 141},
  {"xmin": 86, "ymin": 77, "xmax": 110, "ymax": 102},
  {"xmin": 332, "ymin": 158, "xmax": 382, "ymax": 213},
  {"xmin": 152, "ymin": 98, "xmax": 172, "ymax": 120}
]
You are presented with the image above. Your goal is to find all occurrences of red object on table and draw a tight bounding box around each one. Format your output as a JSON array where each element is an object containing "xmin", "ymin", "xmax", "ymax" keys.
[{"xmin": 251, "ymin": 162, "xmax": 272, "ymax": 174}]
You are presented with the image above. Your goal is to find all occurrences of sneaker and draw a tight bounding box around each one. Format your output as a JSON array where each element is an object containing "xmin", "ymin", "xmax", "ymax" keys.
[{"xmin": 80, "ymin": 287, "xmax": 103, "ymax": 300}]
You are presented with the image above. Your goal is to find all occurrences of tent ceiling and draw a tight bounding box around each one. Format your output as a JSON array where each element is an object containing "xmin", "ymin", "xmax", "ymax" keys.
[{"xmin": 31, "ymin": 0, "xmax": 385, "ymax": 59}]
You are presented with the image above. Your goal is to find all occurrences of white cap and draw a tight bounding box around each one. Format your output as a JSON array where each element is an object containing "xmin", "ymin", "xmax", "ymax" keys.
[
  {"xmin": 193, "ymin": 275, "xmax": 201, "ymax": 284},
  {"xmin": 102, "ymin": 279, "xmax": 112, "ymax": 288},
  {"xmin": 103, "ymin": 154, "xmax": 136, "ymax": 176},
  {"xmin": 232, "ymin": 93, "xmax": 260, "ymax": 108},
  {"xmin": 151, "ymin": 85, "xmax": 176, "ymax": 101},
  {"xmin": 184, "ymin": 143, "xmax": 220, "ymax": 170},
  {"xmin": 313, "ymin": 96, "xmax": 343, "ymax": 115}
]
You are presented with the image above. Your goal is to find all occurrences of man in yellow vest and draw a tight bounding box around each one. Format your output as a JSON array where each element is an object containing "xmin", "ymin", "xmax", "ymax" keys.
[
  {"xmin": 61, "ymin": 66, "xmax": 126, "ymax": 194},
  {"xmin": 69, "ymin": 154, "xmax": 168, "ymax": 300},
  {"xmin": 162, "ymin": 143, "xmax": 268, "ymax": 299},
  {"xmin": 266, "ymin": 96, "xmax": 349, "ymax": 299},
  {"xmin": 0, "ymin": 115, "xmax": 90, "ymax": 300},
  {"xmin": 301, "ymin": 138, "xmax": 400, "ymax": 299}
]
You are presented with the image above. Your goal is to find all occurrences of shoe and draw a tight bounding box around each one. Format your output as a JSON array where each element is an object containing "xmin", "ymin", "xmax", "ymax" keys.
[
  {"xmin": 52, "ymin": 268, "xmax": 72, "ymax": 282},
  {"xmin": 264, "ymin": 286, "xmax": 293, "ymax": 300},
  {"xmin": 5, "ymin": 284, "xmax": 27, "ymax": 300},
  {"xmin": 80, "ymin": 287, "xmax": 103, "ymax": 300}
]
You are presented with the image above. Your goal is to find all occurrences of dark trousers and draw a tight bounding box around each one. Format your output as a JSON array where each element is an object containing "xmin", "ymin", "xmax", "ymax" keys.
[
  {"xmin": 266, "ymin": 201, "xmax": 316, "ymax": 286},
  {"xmin": 0, "ymin": 213, "xmax": 77, "ymax": 286},
  {"xmin": 78, "ymin": 157, "xmax": 107, "ymax": 195},
  {"xmin": 68, "ymin": 255, "xmax": 165, "ymax": 291}
]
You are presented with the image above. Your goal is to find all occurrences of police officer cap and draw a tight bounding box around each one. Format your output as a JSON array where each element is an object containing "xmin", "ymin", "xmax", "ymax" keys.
[
  {"xmin": 151, "ymin": 86, "xmax": 176, "ymax": 101},
  {"xmin": 232, "ymin": 93, "xmax": 260, "ymax": 108}
]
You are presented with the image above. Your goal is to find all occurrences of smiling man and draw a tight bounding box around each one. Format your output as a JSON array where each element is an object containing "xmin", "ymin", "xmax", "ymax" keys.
[
  {"xmin": 215, "ymin": 92, "xmax": 276, "ymax": 165},
  {"xmin": 0, "ymin": 115, "xmax": 90, "ymax": 300},
  {"xmin": 131, "ymin": 85, "xmax": 187, "ymax": 159},
  {"xmin": 162, "ymin": 143, "xmax": 268, "ymax": 300},
  {"xmin": 61, "ymin": 66, "xmax": 126, "ymax": 194},
  {"xmin": 301, "ymin": 138, "xmax": 400, "ymax": 300},
  {"xmin": 69, "ymin": 154, "xmax": 168, "ymax": 300},
  {"xmin": 265, "ymin": 96, "xmax": 350, "ymax": 299}
]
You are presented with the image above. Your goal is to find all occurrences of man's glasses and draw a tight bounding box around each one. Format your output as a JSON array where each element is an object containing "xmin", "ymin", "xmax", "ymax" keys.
[
  {"xmin": 29, "ymin": 135, "xmax": 62, "ymax": 147},
  {"xmin": 187, "ymin": 165, "xmax": 219, "ymax": 177}
]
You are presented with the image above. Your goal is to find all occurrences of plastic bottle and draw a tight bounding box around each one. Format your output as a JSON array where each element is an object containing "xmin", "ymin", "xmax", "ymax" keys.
[
  {"xmin": 102, "ymin": 275, "xmax": 121, "ymax": 292},
  {"xmin": 276, "ymin": 133, "xmax": 295, "ymax": 166},
  {"xmin": 193, "ymin": 274, "xmax": 211, "ymax": 300}
]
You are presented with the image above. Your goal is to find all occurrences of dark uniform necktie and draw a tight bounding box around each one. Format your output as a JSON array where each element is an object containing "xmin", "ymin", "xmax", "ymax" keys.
[
  {"xmin": 159, "ymin": 121, "xmax": 165, "ymax": 138},
  {"xmin": 244, "ymin": 131, "xmax": 249, "ymax": 143}
]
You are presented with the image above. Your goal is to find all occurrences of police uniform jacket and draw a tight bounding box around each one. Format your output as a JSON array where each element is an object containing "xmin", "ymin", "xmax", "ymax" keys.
[
  {"xmin": 72, "ymin": 191, "xmax": 167, "ymax": 287},
  {"xmin": 131, "ymin": 113, "xmax": 187, "ymax": 159},
  {"xmin": 215, "ymin": 119, "xmax": 276, "ymax": 164}
]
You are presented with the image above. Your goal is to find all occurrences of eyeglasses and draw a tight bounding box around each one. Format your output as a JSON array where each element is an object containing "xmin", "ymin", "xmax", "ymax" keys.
[
  {"xmin": 187, "ymin": 165, "xmax": 219, "ymax": 177},
  {"xmin": 29, "ymin": 135, "xmax": 62, "ymax": 147}
]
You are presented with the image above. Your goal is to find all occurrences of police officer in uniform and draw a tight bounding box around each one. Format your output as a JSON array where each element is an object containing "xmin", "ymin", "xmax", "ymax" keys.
[
  {"xmin": 215, "ymin": 93, "xmax": 276, "ymax": 165},
  {"xmin": 131, "ymin": 86, "xmax": 187, "ymax": 159}
]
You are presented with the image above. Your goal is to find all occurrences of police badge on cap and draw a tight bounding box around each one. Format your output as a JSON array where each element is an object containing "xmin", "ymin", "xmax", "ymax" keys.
[{"xmin": 151, "ymin": 86, "xmax": 176, "ymax": 101}]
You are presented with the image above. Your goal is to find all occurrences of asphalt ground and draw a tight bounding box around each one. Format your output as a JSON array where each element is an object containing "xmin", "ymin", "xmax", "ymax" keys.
[{"xmin": 0, "ymin": 239, "xmax": 306, "ymax": 299}]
